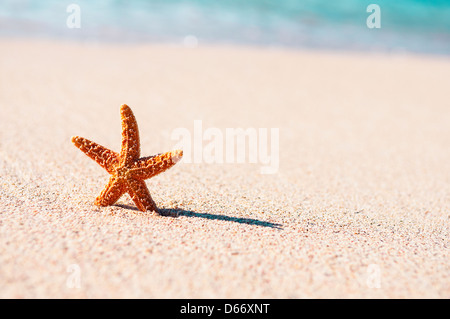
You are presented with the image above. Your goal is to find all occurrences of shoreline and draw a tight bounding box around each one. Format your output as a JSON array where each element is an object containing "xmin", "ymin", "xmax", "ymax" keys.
[{"xmin": 2, "ymin": 35, "xmax": 450, "ymax": 60}]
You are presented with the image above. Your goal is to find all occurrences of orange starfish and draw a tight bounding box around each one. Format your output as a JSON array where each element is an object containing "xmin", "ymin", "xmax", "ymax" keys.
[{"xmin": 71, "ymin": 104, "xmax": 183, "ymax": 213}]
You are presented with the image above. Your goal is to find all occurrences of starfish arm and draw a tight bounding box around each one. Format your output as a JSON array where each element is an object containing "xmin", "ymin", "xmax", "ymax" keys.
[
  {"xmin": 94, "ymin": 175, "xmax": 126, "ymax": 206},
  {"xmin": 130, "ymin": 150, "xmax": 183, "ymax": 180},
  {"xmin": 71, "ymin": 136, "xmax": 119, "ymax": 173},
  {"xmin": 126, "ymin": 178, "xmax": 158, "ymax": 212},
  {"xmin": 119, "ymin": 104, "xmax": 140, "ymax": 166}
]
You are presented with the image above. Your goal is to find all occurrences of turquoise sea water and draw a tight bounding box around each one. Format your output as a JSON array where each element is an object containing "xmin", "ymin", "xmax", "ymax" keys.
[{"xmin": 1, "ymin": 0, "xmax": 450, "ymax": 55}]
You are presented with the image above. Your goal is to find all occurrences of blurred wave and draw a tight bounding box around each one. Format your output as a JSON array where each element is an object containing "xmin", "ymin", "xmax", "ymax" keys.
[{"xmin": 1, "ymin": 0, "xmax": 450, "ymax": 54}]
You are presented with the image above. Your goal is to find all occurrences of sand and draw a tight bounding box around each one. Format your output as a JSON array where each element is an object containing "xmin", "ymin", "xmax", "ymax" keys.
[{"xmin": 0, "ymin": 39, "xmax": 449, "ymax": 298}]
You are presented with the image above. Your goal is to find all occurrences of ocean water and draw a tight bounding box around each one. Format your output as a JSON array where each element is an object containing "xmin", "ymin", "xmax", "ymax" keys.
[{"xmin": 1, "ymin": 0, "xmax": 450, "ymax": 55}]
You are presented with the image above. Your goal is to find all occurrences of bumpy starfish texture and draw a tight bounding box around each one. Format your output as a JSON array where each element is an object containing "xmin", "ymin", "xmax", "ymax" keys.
[{"xmin": 71, "ymin": 104, "xmax": 183, "ymax": 213}]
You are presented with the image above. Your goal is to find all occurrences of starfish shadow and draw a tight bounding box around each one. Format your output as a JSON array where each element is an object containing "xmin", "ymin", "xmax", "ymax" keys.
[
  {"xmin": 160, "ymin": 208, "xmax": 283, "ymax": 229},
  {"xmin": 114, "ymin": 204, "xmax": 282, "ymax": 229},
  {"xmin": 114, "ymin": 203, "xmax": 142, "ymax": 211}
]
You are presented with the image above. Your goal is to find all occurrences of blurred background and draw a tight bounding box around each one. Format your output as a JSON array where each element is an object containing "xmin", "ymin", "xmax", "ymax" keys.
[{"xmin": 1, "ymin": 0, "xmax": 450, "ymax": 55}]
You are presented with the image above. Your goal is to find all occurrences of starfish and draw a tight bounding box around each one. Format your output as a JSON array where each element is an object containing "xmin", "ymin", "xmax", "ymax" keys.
[{"xmin": 71, "ymin": 104, "xmax": 183, "ymax": 213}]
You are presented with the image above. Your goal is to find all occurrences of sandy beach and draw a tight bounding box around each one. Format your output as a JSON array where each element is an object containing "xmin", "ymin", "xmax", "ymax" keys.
[{"xmin": 0, "ymin": 39, "xmax": 449, "ymax": 298}]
